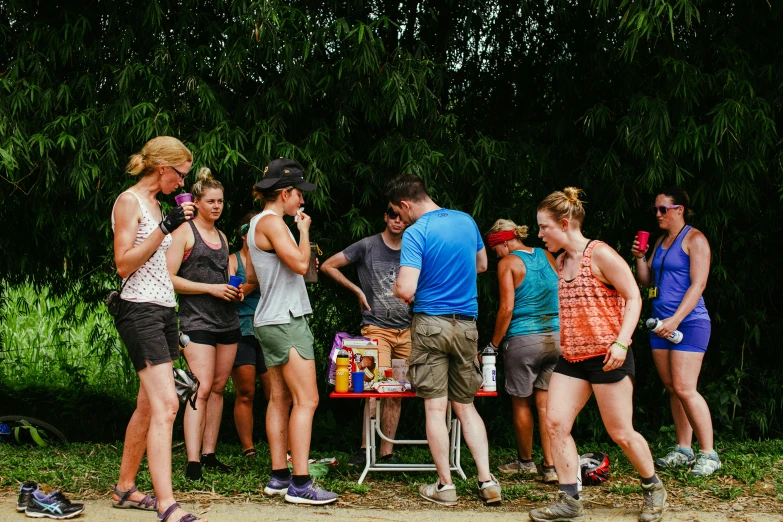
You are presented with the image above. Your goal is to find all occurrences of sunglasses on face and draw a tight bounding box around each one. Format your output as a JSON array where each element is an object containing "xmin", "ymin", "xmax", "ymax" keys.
[
  {"xmin": 169, "ymin": 165, "xmax": 187, "ymax": 180},
  {"xmin": 650, "ymin": 205, "xmax": 682, "ymax": 215},
  {"xmin": 386, "ymin": 209, "xmax": 401, "ymax": 220}
]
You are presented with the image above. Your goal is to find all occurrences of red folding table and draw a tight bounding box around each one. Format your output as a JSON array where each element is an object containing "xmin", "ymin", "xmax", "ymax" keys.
[{"xmin": 330, "ymin": 389, "xmax": 498, "ymax": 484}]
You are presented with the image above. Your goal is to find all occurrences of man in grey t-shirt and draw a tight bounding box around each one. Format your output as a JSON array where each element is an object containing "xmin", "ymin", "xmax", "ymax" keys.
[{"xmin": 321, "ymin": 206, "xmax": 412, "ymax": 465}]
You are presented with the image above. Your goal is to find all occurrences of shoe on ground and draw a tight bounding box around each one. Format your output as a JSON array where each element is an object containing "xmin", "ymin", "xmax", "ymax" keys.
[
  {"xmin": 690, "ymin": 451, "xmax": 721, "ymax": 477},
  {"xmin": 529, "ymin": 491, "xmax": 584, "ymax": 522},
  {"xmin": 348, "ymin": 451, "xmax": 367, "ymax": 467},
  {"xmin": 499, "ymin": 457, "xmax": 537, "ymax": 475},
  {"xmin": 263, "ymin": 475, "xmax": 291, "ymax": 496},
  {"xmin": 18, "ymin": 481, "xmax": 38, "ymax": 512},
  {"xmin": 284, "ymin": 480, "xmax": 338, "ymax": 505},
  {"xmin": 639, "ymin": 480, "xmax": 667, "ymax": 522},
  {"xmin": 378, "ymin": 453, "xmax": 398, "ymax": 464},
  {"xmin": 479, "ymin": 473, "xmax": 502, "ymax": 504},
  {"xmin": 185, "ymin": 461, "xmax": 203, "ymax": 482},
  {"xmin": 537, "ymin": 464, "xmax": 559, "ymax": 484},
  {"xmin": 201, "ymin": 453, "xmax": 234, "ymax": 472},
  {"xmin": 25, "ymin": 490, "xmax": 85, "ymax": 520},
  {"xmin": 654, "ymin": 446, "xmax": 695, "ymax": 469},
  {"xmin": 419, "ymin": 480, "xmax": 457, "ymax": 507}
]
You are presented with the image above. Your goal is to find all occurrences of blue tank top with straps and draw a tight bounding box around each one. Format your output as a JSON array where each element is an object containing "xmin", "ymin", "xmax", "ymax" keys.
[
  {"xmin": 650, "ymin": 225, "xmax": 710, "ymax": 324},
  {"xmin": 506, "ymin": 248, "xmax": 560, "ymax": 338}
]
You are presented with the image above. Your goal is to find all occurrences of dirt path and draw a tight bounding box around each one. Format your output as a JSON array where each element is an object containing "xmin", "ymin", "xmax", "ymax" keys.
[{"xmin": 2, "ymin": 495, "xmax": 781, "ymax": 521}]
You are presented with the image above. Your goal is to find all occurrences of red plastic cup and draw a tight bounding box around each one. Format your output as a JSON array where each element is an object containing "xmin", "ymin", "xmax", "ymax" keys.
[
  {"xmin": 637, "ymin": 231, "xmax": 650, "ymax": 252},
  {"xmin": 175, "ymin": 193, "xmax": 193, "ymax": 206},
  {"xmin": 384, "ymin": 368, "xmax": 393, "ymax": 379}
]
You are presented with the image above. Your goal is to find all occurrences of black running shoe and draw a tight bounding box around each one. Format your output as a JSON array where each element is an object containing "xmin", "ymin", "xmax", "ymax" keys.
[
  {"xmin": 348, "ymin": 451, "xmax": 366, "ymax": 467},
  {"xmin": 25, "ymin": 490, "xmax": 85, "ymax": 519},
  {"xmin": 201, "ymin": 453, "xmax": 234, "ymax": 472},
  {"xmin": 17, "ymin": 481, "xmax": 38, "ymax": 512}
]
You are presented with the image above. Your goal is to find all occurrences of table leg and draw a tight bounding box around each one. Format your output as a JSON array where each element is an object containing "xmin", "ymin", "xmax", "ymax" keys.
[
  {"xmin": 358, "ymin": 402, "xmax": 372, "ymax": 484},
  {"xmin": 453, "ymin": 418, "xmax": 466, "ymax": 480}
]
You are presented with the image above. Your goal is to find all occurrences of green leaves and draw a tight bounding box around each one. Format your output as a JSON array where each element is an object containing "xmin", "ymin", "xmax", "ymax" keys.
[{"xmin": 1, "ymin": 0, "xmax": 783, "ymax": 437}]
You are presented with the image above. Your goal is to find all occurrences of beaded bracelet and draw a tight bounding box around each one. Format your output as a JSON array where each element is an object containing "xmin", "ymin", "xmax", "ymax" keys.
[{"xmin": 612, "ymin": 341, "xmax": 628, "ymax": 351}]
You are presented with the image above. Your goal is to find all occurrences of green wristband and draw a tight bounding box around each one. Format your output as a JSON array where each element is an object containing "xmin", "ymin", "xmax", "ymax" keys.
[{"xmin": 612, "ymin": 341, "xmax": 628, "ymax": 351}]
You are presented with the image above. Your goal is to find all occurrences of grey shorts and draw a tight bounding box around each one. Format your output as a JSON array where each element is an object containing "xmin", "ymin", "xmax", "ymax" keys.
[
  {"xmin": 408, "ymin": 314, "xmax": 482, "ymax": 404},
  {"xmin": 502, "ymin": 332, "xmax": 561, "ymax": 398}
]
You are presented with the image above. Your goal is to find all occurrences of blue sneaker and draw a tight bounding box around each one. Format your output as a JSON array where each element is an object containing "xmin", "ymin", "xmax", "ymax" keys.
[
  {"xmin": 25, "ymin": 490, "xmax": 85, "ymax": 519},
  {"xmin": 263, "ymin": 475, "xmax": 291, "ymax": 496},
  {"xmin": 284, "ymin": 480, "xmax": 338, "ymax": 505},
  {"xmin": 17, "ymin": 481, "xmax": 38, "ymax": 512}
]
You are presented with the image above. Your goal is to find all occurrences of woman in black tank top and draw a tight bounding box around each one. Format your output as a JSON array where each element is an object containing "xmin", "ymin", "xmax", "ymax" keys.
[{"xmin": 166, "ymin": 168, "xmax": 241, "ymax": 481}]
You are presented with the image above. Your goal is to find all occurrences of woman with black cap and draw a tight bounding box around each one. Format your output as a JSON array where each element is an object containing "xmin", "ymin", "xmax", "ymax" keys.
[{"xmin": 244, "ymin": 159, "xmax": 337, "ymax": 505}]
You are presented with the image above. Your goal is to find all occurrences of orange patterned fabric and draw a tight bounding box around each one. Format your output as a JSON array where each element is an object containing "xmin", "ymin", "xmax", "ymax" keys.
[{"xmin": 559, "ymin": 240, "xmax": 625, "ymax": 362}]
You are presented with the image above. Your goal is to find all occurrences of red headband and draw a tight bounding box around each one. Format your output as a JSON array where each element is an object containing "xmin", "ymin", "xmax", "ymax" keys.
[{"xmin": 487, "ymin": 230, "xmax": 517, "ymax": 248}]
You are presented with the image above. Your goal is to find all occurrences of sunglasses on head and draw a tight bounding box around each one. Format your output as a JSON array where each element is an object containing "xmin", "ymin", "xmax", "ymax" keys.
[
  {"xmin": 650, "ymin": 205, "xmax": 682, "ymax": 215},
  {"xmin": 386, "ymin": 209, "xmax": 400, "ymax": 220},
  {"xmin": 169, "ymin": 165, "xmax": 187, "ymax": 180}
]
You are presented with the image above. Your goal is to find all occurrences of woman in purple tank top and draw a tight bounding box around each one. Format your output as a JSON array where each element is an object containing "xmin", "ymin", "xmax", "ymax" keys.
[{"xmin": 632, "ymin": 186, "xmax": 721, "ymax": 476}]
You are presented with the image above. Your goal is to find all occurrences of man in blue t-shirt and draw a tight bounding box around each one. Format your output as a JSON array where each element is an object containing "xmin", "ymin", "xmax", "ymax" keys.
[{"xmin": 386, "ymin": 174, "xmax": 501, "ymax": 506}]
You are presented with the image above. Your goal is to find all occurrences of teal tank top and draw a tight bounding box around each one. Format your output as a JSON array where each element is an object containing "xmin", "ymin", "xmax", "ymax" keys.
[
  {"xmin": 234, "ymin": 252, "xmax": 261, "ymax": 337},
  {"xmin": 506, "ymin": 248, "xmax": 560, "ymax": 337}
]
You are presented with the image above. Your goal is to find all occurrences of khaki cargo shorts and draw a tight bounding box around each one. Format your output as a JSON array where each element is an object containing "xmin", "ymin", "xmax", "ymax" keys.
[{"xmin": 407, "ymin": 313, "xmax": 482, "ymax": 404}]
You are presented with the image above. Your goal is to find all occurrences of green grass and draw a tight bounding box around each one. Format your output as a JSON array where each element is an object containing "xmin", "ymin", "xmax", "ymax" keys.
[
  {"xmin": 2, "ymin": 439, "xmax": 782, "ymax": 509},
  {"xmin": 1, "ymin": 283, "xmax": 136, "ymax": 400}
]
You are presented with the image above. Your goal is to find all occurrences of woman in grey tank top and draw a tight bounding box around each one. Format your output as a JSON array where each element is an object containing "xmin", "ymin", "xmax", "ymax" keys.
[
  {"xmin": 245, "ymin": 158, "xmax": 337, "ymax": 504},
  {"xmin": 166, "ymin": 168, "xmax": 241, "ymax": 482}
]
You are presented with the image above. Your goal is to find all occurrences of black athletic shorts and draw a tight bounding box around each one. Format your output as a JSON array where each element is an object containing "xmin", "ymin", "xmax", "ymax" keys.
[
  {"xmin": 233, "ymin": 335, "xmax": 268, "ymax": 374},
  {"xmin": 114, "ymin": 300, "xmax": 179, "ymax": 373},
  {"xmin": 553, "ymin": 348, "xmax": 635, "ymax": 385},
  {"xmin": 185, "ymin": 328, "xmax": 242, "ymax": 347}
]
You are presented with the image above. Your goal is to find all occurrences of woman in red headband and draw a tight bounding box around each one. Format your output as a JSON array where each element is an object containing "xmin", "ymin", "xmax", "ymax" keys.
[{"xmin": 486, "ymin": 219, "xmax": 560, "ymax": 483}]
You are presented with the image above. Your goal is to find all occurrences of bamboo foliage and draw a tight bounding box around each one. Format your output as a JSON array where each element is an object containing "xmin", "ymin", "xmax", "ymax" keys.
[{"xmin": 1, "ymin": 0, "xmax": 782, "ymax": 436}]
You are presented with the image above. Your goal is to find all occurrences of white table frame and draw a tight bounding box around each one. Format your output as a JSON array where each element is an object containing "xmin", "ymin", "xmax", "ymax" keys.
[{"xmin": 358, "ymin": 398, "xmax": 466, "ymax": 484}]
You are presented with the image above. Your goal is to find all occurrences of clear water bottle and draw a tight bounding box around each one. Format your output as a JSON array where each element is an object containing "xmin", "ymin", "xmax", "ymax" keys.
[
  {"xmin": 645, "ymin": 318, "xmax": 683, "ymax": 344},
  {"xmin": 481, "ymin": 347, "xmax": 497, "ymax": 391}
]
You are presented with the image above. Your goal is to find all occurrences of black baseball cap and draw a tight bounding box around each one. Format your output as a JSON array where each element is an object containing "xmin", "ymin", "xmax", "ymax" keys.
[{"xmin": 254, "ymin": 158, "xmax": 316, "ymax": 192}]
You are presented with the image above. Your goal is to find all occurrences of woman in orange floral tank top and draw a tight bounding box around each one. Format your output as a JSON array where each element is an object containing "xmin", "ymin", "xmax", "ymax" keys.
[{"xmin": 528, "ymin": 188, "xmax": 666, "ymax": 522}]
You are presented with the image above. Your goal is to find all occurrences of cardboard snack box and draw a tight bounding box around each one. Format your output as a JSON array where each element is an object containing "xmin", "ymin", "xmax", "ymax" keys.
[{"xmin": 341, "ymin": 340, "xmax": 379, "ymax": 383}]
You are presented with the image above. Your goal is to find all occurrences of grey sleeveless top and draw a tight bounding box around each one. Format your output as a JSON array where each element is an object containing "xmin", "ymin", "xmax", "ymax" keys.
[
  {"xmin": 177, "ymin": 221, "xmax": 240, "ymax": 333},
  {"xmin": 248, "ymin": 210, "xmax": 312, "ymax": 327}
]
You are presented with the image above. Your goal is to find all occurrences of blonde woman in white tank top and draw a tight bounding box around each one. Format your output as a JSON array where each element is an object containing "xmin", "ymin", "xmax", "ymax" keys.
[
  {"xmin": 111, "ymin": 137, "xmax": 207, "ymax": 522},
  {"xmin": 244, "ymin": 158, "xmax": 337, "ymax": 504}
]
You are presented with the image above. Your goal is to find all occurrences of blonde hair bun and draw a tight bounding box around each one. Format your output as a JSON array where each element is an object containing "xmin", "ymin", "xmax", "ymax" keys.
[
  {"xmin": 191, "ymin": 167, "xmax": 224, "ymax": 200},
  {"xmin": 196, "ymin": 167, "xmax": 213, "ymax": 183},
  {"xmin": 563, "ymin": 187, "xmax": 583, "ymax": 203},
  {"xmin": 537, "ymin": 187, "xmax": 587, "ymax": 227},
  {"xmin": 488, "ymin": 219, "xmax": 529, "ymax": 241},
  {"xmin": 125, "ymin": 136, "xmax": 192, "ymax": 177}
]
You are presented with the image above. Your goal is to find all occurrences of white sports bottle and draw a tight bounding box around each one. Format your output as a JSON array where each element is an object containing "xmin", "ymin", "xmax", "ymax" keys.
[
  {"xmin": 646, "ymin": 318, "xmax": 683, "ymax": 344},
  {"xmin": 481, "ymin": 347, "xmax": 496, "ymax": 391}
]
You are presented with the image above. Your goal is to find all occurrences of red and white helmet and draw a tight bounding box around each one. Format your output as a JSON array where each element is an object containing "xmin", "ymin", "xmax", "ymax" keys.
[{"xmin": 580, "ymin": 452, "xmax": 610, "ymax": 485}]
